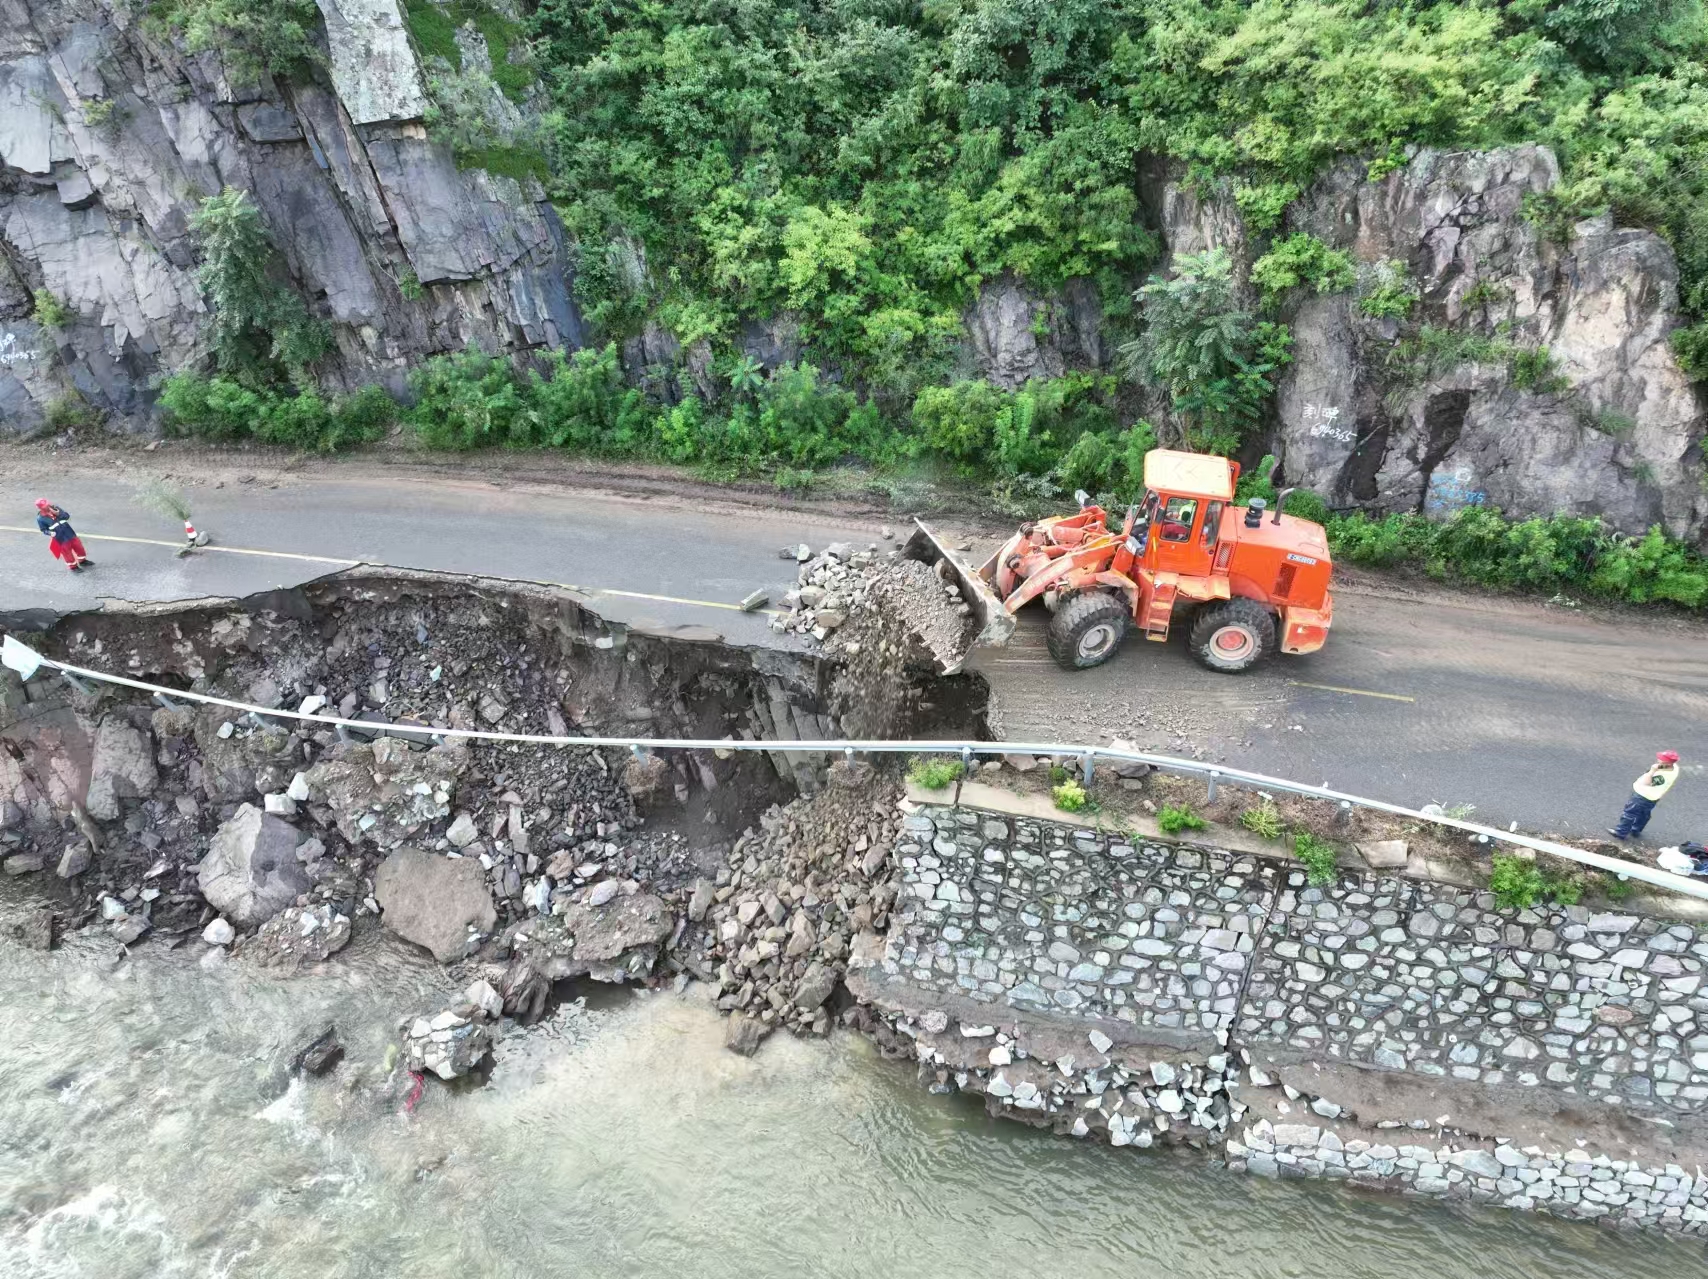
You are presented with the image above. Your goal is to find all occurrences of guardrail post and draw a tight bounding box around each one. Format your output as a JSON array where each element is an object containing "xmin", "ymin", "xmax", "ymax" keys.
[
  {"xmin": 152, "ymin": 692, "xmax": 180, "ymax": 712},
  {"xmin": 961, "ymin": 746, "xmax": 973, "ymax": 773},
  {"xmin": 335, "ymin": 724, "xmax": 352, "ymax": 743},
  {"xmin": 1336, "ymin": 800, "xmax": 1352, "ymax": 828},
  {"xmin": 60, "ymin": 671, "xmax": 94, "ymax": 696},
  {"xmin": 844, "ymin": 747, "xmax": 855, "ymax": 763},
  {"xmin": 1207, "ymin": 769, "xmax": 1219, "ymax": 803},
  {"xmin": 1082, "ymin": 751, "xmax": 1095, "ymax": 785}
]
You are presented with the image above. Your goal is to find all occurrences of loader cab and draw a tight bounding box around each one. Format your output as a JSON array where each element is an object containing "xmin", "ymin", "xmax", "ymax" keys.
[{"xmin": 1140, "ymin": 450, "xmax": 1237, "ymax": 580}]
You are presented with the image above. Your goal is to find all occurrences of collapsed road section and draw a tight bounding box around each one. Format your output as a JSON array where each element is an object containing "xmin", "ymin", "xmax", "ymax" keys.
[
  {"xmin": 4, "ymin": 561, "xmax": 1708, "ymax": 1238},
  {"xmin": 0, "ymin": 564, "xmax": 989, "ymax": 1035}
]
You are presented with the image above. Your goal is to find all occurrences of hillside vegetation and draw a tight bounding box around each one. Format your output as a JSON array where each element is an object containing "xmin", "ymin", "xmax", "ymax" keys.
[
  {"xmin": 529, "ymin": 0, "xmax": 1708, "ymax": 388},
  {"xmin": 151, "ymin": 0, "xmax": 1708, "ymax": 607}
]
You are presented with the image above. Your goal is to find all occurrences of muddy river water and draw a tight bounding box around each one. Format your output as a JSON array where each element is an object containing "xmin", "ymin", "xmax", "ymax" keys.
[{"xmin": 0, "ymin": 933, "xmax": 1699, "ymax": 1279}]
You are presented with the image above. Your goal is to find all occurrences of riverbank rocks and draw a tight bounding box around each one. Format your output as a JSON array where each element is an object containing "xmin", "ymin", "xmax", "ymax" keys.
[
  {"xmin": 402, "ymin": 1007, "xmax": 494, "ymax": 1081},
  {"xmin": 245, "ymin": 903, "xmax": 353, "ymax": 970},
  {"xmin": 84, "ymin": 715, "xmax": 158, "ymax": 821},
  {"xmin": 195, "ymin": 709, "xmax": 296, "ymax": 801},
  {"xmin": 197, "ymin": 804, "xmax": 312, "ymax": 928},
  {"xmin": 376, "ymin": 848, "xmax": 497, "ymax": 962},
  {"xmin": 302, "ymin": 740, "xmax": 469, "ymax": 850},
  {"xmin": 504, "ymin": 890, "xmax": 674, "ymax": 985}
]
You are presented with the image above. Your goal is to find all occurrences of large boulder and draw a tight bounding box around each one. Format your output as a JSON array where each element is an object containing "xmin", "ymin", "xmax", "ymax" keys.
[
  {"xmin": 374, "ymin": 848, "xmax": 496, "ymax": 962},
  {"xmin": 505, "ymin": 892, "xmax": 675, "ymax": 984},
  {"xmin": 194, "ymin": 710, "xmax": 297, "ymax": 801},
  {"xmin": 84, "ymin": 716, "xmax": 158, "ymax": 821},
  {"xmin": 303, "ymin": 741, "xmax": 468, "ymax": 850},
  {"xmin": 197, "ymin": 804, "xmax": 312, "ymax": 928}
]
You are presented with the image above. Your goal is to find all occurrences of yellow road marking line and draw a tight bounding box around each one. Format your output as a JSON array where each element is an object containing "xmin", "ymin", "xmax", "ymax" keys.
[
  {"xmin": 1288, "ymin": 679, "xmax": 1416, "ymax": 703},
  {"xmin": 0, "ymin": 526, "xmax": 358, "ymax": 566},
  {"xmin": 3, "ymin": 528, "xmax": 793, "ymax": 617}
]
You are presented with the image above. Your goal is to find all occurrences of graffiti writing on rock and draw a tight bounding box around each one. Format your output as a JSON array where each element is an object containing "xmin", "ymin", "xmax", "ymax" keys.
[
  {"xmin": 0, "ymin": 332, "xmax": 41, "ymax": 366},
  {"xmin": 1300, "ymin": 403, "xmax": 1355, "ymax": 444},
  {"xmin": 1426, "ymin": 466, "xmax": 1486, "ymax": 512}
]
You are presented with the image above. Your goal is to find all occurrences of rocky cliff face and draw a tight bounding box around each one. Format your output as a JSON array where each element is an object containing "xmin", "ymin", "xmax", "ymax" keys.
[
  {"xmin": 1153, "ymin": 146, "xmax": 1706, "ymax": 541},
  {"xmin": 0, "ymin": 0, "xmax": 580, "ymax": 432}
]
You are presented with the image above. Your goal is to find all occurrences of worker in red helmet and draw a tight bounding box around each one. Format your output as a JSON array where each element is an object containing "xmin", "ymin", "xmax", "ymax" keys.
[
  {"xmin": 1609, "ymin": 750, "xmax": 1680, "ymax": 841},
  {"xmin": 34, "ymin": 498, "xmax": 92, "ymax": 572}
]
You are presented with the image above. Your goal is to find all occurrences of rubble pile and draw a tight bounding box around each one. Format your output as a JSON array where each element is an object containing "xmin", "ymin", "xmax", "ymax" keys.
[
  {"xmin": 0, "ymin": 570, "xmax": 990, "ymax": 1087},
  {"xmin": 399, "ymin": 979, "xmax": 506, "ymax": 1081},
  {"xmin": 683, "ymin": 762, "xmax": 904, "ymax": 1055},
  {"xmin": 0, "ymin": 582, "xmax": 789, "ymax": 966},
  {"xmin": 899, "ymin": 1015, "xmax": 1252, "ymax": 1146}
]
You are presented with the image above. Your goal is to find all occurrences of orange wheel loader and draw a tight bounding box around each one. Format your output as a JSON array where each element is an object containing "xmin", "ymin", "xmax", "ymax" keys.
[{"xmin": 906, "ymin": 448, "xmax": 1333, "ymax": 674}]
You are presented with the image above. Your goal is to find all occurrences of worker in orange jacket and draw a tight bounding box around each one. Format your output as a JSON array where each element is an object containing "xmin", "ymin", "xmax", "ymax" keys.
[
  {"xmin": 35, "ymin": 498, "xmax": 92, "ymax": 571},
  {"xmin": 1609, "ymin": 750, "xmax": 1680, "ymax": 840}
]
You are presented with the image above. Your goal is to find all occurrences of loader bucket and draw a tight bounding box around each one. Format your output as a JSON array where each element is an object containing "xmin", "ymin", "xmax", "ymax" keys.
[{"xmin": 901, "ymin": 519, "xmax": 1018, "ymax": 666}]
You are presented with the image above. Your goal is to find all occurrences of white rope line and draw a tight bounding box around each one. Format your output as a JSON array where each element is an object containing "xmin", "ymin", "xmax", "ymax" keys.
[{"xmin": 11, "ymin": 643, "xmax": 1705, "ymax": 901}]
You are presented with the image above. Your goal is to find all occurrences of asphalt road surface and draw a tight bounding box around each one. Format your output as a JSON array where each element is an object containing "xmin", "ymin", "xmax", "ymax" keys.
[{"xmin": 3, "ymin": 453, "xmax": 1703, "ymax": 845}]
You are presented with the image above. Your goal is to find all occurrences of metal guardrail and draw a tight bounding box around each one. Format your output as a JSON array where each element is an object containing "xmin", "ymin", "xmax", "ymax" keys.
[{"xmin": 5, "ymin": 635, "xmax": 1704, "ymax": 902}]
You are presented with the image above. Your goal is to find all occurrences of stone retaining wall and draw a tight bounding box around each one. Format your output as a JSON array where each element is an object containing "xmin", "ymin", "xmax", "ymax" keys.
[
  {"xmin": 1230, "ymin": 1122, "xmax": 1708, "ymax": 1229},
  {"xmin": 1246, "ymin": 873, "xmax": 1708, "ymax": 1108},
  {"xmin": 888, "ymin": 804, "xmax": 1708, "ymax": 1115},
  {"xmin": 865, "ymin": 803, "xmax": 1708, "ymax": 1233}
]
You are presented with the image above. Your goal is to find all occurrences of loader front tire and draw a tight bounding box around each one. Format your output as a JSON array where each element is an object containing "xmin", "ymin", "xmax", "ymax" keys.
[
  {"xmin": 1189, "ymin": 598, "xmax": 1276, "ymax": 673},
  {"xmin": 1046, "ymin": 591, "xmax": 1130, "ymax": 671}
]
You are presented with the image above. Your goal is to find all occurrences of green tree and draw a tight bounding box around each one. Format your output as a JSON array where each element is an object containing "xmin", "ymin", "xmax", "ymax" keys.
[
  {"xmin": 189, "ymin": 189, "xmax": 328, "ymax": 383},
  {"xmin": 1119, "ymin": 249, "xmax": 1291, "ymax": 452},
  {"xmin": 151, "ymin": 0, "xmax": 323, "ymax": 81}
]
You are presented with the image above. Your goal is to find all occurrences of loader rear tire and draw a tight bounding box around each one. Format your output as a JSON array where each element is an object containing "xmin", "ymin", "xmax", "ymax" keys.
[
  {"xmin": 1046, "ymin": 591, "xmax": 1130, "ymax": 671},
  {"xmin": 1189, "ymin": 598, "xmax": 1276, "ymax": 673}
]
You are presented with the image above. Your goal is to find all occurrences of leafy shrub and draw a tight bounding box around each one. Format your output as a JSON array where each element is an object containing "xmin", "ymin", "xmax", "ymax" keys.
[
  {"xmin": 1546, "ymin": 872, "xmax": 1587, "ymax": 908},
  {"xmin": 907, "ymin": 757, "xmax": 964, "ymax": 790},
  {"xmin": 1240, "ymin": 802, "xmax": 1284, "ymax": 840},
  {"xmin": 44, "ymin": 392, "xmax": 99, "ymax": 431},
  {"xmin": 1599, "ymin": 873, "xmax": 1637, "ymax": 902},
  {"xmin": 1233, "ymin": 181, "xmax": 1301, "ymax": 233},
  {"xmin": 1119, "ymin": 249, "xmax": 1292, "ymax": 453},
  {"xmin": 1052, "ymin": 778, "xmax": 1089, "ymax": 812},
  {"xmin": 405, "ymin": 351, "xmax": 529, "ymax": 449},
  {"xmin": 82, "ymin": 98, "xmax": 118, "ymax": 131},
  {"xmin": 1489, "ymin": 853, "xmax": 1546, "ymax": 910},
  {"xmin": 150, "ymin": 0, "xmax": 323, "ymax": 81},
  {"xmin": 158, "ymin": 373, "xmax": 392, "ymax": 451},
  {"xmin": 1509, "ymin": 346, "xmax": 1569, "ymax": 393},
  {"xmin": 1250, "ymin": 233, "xmax": 1356, "ymax": 308},
  {"xmin": 1157, "ymin": 803, "xmax": 1207, "ymax": 835},
  {"xmin": 1293, "ymin": 831, "xmax": 1339, "ymax": 886},
  {"xmin": 1237, "ymin": 454, "xmax": 1332, "ymax": 524},
  {"xmin": 524, "ymin": 346, "xmax": 653, "ymax": 452},
  {"xmin": 31, "ymin": 289, "xmax": 71, "ymax": 329},
  {"xmin": 1359, "ymin": 260, "xmax": 1420, "ymax": 319},
  {"xmin": 1326, "ymin": 507, "xmax": 1708, "ymax": 609},
  {"xmin": 1672, "ymin": 322, "xmax": 1708, "ymax": 380}
]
